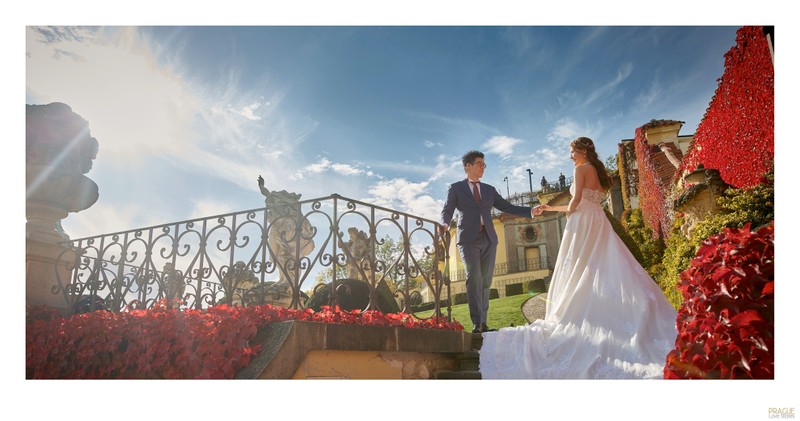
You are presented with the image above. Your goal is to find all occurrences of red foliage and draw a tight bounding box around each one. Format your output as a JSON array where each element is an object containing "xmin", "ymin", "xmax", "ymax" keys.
[
  {"xmin": 680, "ymin": 26, "xmax": 774, "ymax": 189},
  {"xmin": 633, "ymin": 127, "xmax": 670, "ymax": 238},
  {"xmin": 664, "ymin": 222, "xmax": 774, "ymax": 379},
  {"xmin": 26, "ymin": 302, "xmax": 463, "ymax": 379}
]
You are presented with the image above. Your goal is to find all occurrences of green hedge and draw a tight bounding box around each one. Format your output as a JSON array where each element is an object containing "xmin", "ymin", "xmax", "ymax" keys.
[
  {"xmin": 524, "ymin": 279, "xmax": 546, "ymax": 293},
  {"xmin": 505, "ymin": 283, "xmax": 524, "ymax": 297},
  {"xmin": 619, "ymin": 207, "xmax": 664, "ymax": 270}
]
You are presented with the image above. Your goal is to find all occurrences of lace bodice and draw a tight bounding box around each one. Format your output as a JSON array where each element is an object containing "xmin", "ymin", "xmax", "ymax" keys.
[{"xmin": 569, "ymin": 184, "xmax": 606, "ymax": 204}]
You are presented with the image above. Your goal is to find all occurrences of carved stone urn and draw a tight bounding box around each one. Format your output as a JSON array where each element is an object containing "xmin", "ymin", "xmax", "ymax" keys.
[
  {"xmin": 26, "ymin": 102, "xmax": 99, "ymax": 309},
  {"xmin": 26, "ymin": 102, "xmax": 99, "ymax": 241},
  {"xmin": 674, "ymin": 165, "xmax": 730, "ymax": 237}
]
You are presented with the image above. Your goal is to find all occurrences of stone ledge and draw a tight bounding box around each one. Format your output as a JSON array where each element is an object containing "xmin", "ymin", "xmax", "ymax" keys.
[{"xmin": 236, "ymin": 320, "xmax": 471, "ymax": 379}]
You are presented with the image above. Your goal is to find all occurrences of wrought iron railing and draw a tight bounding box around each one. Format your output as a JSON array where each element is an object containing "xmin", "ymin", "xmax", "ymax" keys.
[
  {"xmin": 494, "ymin": 177, "xmax": 573, "ymax": 216},
  {"xmin": 53, "ymin": 194, "xmax": 452, "ymax": 321},
  {"xmin": 449, "ymin": 256, "xmax": 550, "ymax": 282}
]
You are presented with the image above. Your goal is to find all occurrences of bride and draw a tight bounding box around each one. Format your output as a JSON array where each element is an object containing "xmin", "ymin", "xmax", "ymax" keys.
[{"xmin": 479, "ymin": 137, "xmax": 678, "ymax": 379}]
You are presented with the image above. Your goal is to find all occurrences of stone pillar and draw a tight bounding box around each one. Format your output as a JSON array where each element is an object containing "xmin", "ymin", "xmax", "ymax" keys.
[{"xmin": 26, "ymin": 103, "xmax": 99, "ymax": 311}]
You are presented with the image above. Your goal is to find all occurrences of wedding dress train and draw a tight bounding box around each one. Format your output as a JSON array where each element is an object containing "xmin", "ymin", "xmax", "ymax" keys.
[{"xmin": 479, "ymin": 186, "xmax": 678, "ymax": 379}]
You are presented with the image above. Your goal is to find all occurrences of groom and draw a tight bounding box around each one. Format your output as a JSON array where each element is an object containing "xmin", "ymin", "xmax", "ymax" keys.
[{"xmin": 440, "ymin": 150, "xmax": 542, "ymax": 333}]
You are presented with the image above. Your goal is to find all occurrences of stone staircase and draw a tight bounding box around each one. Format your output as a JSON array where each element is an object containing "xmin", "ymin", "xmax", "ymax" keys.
[{"xmin": 434, "ymin": 332, "xmax": 483, "ymax": 379}]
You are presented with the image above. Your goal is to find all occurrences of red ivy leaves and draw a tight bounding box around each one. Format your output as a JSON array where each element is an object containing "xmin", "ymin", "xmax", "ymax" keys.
[
  {"xmin": 633, "ymin": 126, "xmax": 670, "ymax": 238},
  {"xmin": 26, "ymin": 302, "xmax": 463, "ymax": 379},
  {"xmin": 664, "ymin": 221, "xmax": 774, "ymax": 379},
  {"xmin": 680, "ymin": 26, "xmax": 774, "ymax": 189},
  {"xmin": 636, "ymin": 26, "xmax": 773, "ymax": 238}
]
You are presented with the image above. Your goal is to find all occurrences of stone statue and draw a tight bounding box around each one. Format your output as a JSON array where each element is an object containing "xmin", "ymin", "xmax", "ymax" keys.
[
  {"xmin": 220, "ymin": 260, "xmax": 260, "ymax": 305},
  {"xmin": 162, "ymin": 262, "xmax": 186, "ymax": 304},
  {"xmin": 257, "ymin": 175, "xmax": 315, "ymax": 287},
  {"xmin": 339, "ymin": 227, "xmax": 371, "ymax": 280}
]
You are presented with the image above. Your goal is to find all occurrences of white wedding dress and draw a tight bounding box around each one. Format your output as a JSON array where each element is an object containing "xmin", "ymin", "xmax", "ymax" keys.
[{"xmin": 479, "ymin": 185, "xmax": 678, "ymax": 379}]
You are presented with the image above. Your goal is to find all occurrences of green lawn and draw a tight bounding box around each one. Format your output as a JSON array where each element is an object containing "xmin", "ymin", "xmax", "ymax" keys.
[{"xmin": 416, "ymin": 292, "xmax": 544, "ymax": 330}]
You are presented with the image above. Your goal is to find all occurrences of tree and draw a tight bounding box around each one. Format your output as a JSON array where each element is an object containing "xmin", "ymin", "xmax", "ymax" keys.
[{"xmin": 605, "ymin": 153, "xmax": 618, "ymax": 172}]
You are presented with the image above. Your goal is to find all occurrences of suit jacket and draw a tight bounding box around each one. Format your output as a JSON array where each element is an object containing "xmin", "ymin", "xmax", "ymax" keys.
[{"xmin": 440, "ymin": 179, "xmax": 532, "ymax": 246}]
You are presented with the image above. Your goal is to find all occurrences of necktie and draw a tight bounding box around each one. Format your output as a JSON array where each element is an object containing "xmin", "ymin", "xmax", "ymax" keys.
[{"xmin": 470, "ymin": 181, "xmax": 481, "ymax": 204}]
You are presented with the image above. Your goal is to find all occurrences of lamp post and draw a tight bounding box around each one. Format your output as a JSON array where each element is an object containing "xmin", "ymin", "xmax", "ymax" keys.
[
  {"xmin": 503, "ymin": 176, "xmax": 510, "ymax": 198},
  {"xmin": 526, "ymin": 169, "xmax": 533, "ymax": 194}
]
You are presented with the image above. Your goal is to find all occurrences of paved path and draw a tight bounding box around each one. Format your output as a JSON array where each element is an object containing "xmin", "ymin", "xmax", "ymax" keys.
[{"xmin": 521, "ymin": 293, "xmax": 547, "ymax": 323}]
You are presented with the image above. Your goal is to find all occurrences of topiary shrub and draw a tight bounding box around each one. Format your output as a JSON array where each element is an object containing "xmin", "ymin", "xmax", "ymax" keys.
[
  {"xmin": 664, "ymin": 222, "xmax": 773, "ymax": 379},
  {"xmin": 453, "ymin": 292, "xmax": 468, "ymax": 305},
  {"xmin": 524, "ymin": 279, "xmax": 546, "ymax": 293},
  {"xmin": 306, "ymin": 278, "xmax": 400, "ymax": 313},
  {"xmin": 505, "ymin": 283, "xmax": 523, "ymax": 297}
]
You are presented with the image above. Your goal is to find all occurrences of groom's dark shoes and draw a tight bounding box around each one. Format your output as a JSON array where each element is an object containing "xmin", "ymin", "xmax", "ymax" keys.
[{"xmin": 473, "ymin": 324, "xmax": 497, "ymax": 333}]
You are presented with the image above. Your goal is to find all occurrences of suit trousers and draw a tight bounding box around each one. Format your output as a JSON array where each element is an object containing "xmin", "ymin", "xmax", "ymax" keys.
[{"xmin": 458, "ymin": 230, "xmax": 497, "ymax": 327}]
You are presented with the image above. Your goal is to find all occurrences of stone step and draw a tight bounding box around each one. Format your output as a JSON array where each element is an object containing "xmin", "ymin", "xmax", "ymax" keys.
[
  {"xmin": 457, "ymin": 350, "xmax": 480, "ymax": 371},
  {"xmin": 471, "ymin": 332, "xmax": 483, "ymax": 350},
  {"xmin": 434, "ymin": 370, "xmax": 482, "ymax": 380}
]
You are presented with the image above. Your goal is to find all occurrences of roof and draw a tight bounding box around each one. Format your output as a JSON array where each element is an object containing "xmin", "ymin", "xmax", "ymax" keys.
[
  {"xmin": 640, "ymin": 119, "xmax": 685, "ymax": 130},
  {"xmin": 650, "ymin": 142, "xmax": 684, "ymax": 186}
]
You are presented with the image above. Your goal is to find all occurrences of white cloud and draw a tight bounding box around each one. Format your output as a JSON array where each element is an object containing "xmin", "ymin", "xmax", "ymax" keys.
[
  {"xmin": 546, "ymin": 118, "xmax": 584, "ymax": 146},
  {"xmin": 331, "ymin": 163, "xmax": 364, "ymax": 176},
  {"xmin": 635, "ymin": 76, "xmax": 662, "ymax": 108},
  {"xmin": 231, "ymin": 102, "xmax": 263, "ymax": 121},
  {"xmin": 365, "ymin": 178, "xmax": 442, "ymax": 221},
  {"xmin": 61, "ymin": 201, "xmax": 168, "ymax": 239},
  {"xmin": 189, "ymin": 198, "xmax": 239, "ymax": 220},
  {"xmin": 305, "ymin": 157, "xmax": 332, "ymax": 173},
  {"xmin": 581, "ymin": 62, "xmax": 634, "ymax": 108},
  {"xmin": 297, "ymin": 158, "xmax": 369, "ymax": 178},
  {"xmin": 424, "ymin": 140, "xmax": 443, "ymax": 148},
  {"xmin": 483, "ymin": 135, "xmax": 522, "ymax": 159}
]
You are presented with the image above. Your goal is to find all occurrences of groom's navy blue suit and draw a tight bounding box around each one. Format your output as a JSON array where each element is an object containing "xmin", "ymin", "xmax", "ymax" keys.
[{"xmin": 441, "ymin": 179, "xmax": 533, "ymax": 330}]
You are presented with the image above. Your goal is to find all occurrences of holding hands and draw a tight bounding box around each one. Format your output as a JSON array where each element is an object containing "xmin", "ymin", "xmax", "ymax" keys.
[{"xmin": 538, "ymin": 204, "xmax": 572, "ymax": 218}]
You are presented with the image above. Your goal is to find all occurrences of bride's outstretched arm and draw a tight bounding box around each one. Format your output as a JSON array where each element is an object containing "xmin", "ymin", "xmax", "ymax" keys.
[{"xmin": 539, "ymin": 204, "xmax": 568, "ymax": 212}]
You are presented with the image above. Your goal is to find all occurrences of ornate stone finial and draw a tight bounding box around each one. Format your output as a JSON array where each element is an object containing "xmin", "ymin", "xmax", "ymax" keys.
[
  {"xmin": 26, "ymin": 103, "xmax": 100, "ymax": 243},
  {"xmin": 27, "ymin": 102, "xmax": 99, "ymax": 176}
]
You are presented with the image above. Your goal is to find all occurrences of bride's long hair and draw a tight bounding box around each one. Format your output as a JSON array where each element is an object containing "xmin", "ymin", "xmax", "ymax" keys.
[{"xmin": 571, "ymin": 137, "xmax": 613, "ymax": 191}]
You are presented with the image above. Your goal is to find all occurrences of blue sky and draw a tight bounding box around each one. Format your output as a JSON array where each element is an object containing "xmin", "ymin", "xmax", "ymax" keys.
[
  {"xmin": 13, "ymin": 1, "xmax": 798, "ymax": 417},
  {"xmin": 27, "ymin": 25, "xmax": 741, "ymax": 239}
]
